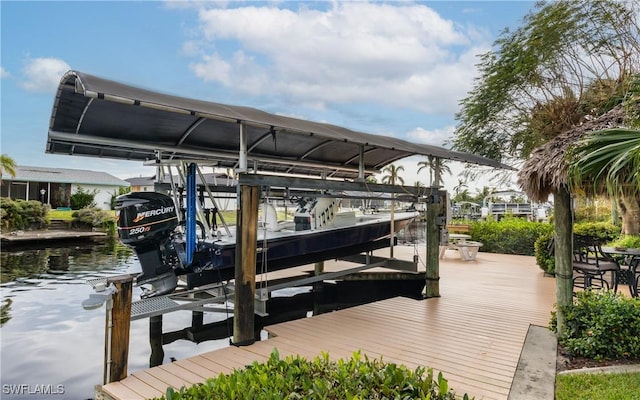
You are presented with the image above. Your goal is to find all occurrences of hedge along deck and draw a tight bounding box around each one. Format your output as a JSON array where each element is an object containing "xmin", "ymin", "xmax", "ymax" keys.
[{"xmin": 96, "ymin": 248, "xmax": 557, "ymax": 400}]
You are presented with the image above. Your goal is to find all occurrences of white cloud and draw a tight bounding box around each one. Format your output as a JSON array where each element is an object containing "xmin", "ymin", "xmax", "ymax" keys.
[
  {"xmin": 20, "ymin": 57, "xmax": 71, "ymax": 93},
  {"xmin": 0, "ymin": 67, "xmax": 10, "ymax": 79},
  {"xmin": 406, "ymin": 125, "xmax": 456, "ymax": 147},
  {"xmin": 186, "ymin": 2, "xmax": 491, "ymax": 115}
]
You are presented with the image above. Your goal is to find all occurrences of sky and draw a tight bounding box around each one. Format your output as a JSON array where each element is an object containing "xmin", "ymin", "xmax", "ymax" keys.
[{"xmin": 1, "ymin": 1, "xmax": 535, "ymax": 194}]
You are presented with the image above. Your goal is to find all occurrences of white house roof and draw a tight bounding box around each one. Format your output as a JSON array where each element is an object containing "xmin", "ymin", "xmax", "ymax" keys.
[
  {"xmin": 125, "ymin": 176, "xmax": 155, "ymax": 186},
  {"xmin": 7, "ymin": 165, "xmax": 130, "ymax": 186}
]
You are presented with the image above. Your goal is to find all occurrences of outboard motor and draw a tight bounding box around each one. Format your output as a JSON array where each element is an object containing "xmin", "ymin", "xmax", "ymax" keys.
[{"xmin": 116, "ymin": 192, "xmax": 181, "ymax": 296}]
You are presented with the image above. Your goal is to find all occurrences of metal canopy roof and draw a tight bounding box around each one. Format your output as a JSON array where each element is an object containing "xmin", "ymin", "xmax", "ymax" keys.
[{"xmin": 46, "ymin": 70, "xmax": 511, "ymax": 179}]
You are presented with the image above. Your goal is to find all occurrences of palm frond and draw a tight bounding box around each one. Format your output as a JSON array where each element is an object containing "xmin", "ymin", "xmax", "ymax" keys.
[{"xmin": 569, "ymin": 128, "xmax": 640, "ymax": 197}]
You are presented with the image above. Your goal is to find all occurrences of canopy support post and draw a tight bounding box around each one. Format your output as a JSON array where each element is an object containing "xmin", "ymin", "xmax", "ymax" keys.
[
  {"xmin": 553, "ymin": 186, "xmax": 573, "ymax": 336},
  {"xmin": 358, "ymin": 145, "xmax": 365, "ymax": 180},
  {"xmin": 424, "ymin": 193, "xmax": 441, "ymax": 298},
  {"xmin": 238, "ymin": 123, "xmax": 248, "ymax": 173}
]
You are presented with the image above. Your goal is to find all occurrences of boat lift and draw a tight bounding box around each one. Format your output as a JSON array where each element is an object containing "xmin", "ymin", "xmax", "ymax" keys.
[{"xmin": 85, "ymin": 159, "xmax": 429, "ymax": 322}]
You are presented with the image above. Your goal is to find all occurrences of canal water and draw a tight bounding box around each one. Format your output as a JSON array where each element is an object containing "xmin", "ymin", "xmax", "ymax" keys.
[
  {"xmin": 0, "ymin": 241, "xmax": 236, "ymax": 400},
  {"xmin": 0, "ymin": 223, "xmax": 426, "ymax": 399}
]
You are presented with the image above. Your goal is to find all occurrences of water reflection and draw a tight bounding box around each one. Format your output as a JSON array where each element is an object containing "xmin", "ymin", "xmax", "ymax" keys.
[
  {"xmin": 1, "ymin": 239, "xmax": 134, "ymax": 284},
  {"xmin": 0, "ymin": 241, "xmax": 137, "ymax": 400},
  {"xmin": 1, "ymin": 298, "xmax": 12, "ymax": 326}
]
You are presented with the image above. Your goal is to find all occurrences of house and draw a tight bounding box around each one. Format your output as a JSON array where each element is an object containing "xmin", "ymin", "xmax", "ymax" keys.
[
  {"xmin": 1, "ymin": 165, "xmax": 130, "ymax": 210},
  {"xmin": 125, "ymin": 176, "xmax": 156, "ymax": 192}
]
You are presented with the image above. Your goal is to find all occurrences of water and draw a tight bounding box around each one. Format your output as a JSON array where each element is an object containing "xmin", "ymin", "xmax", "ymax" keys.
[{"xmin": 0, "ymin": 241, "xmax": 234, "ymax": 400}]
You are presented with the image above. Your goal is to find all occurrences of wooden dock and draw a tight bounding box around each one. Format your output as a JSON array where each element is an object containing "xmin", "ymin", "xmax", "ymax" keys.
[{"xmin": 98, "ymin": 247, "xmax": 557, "ymax": 400}]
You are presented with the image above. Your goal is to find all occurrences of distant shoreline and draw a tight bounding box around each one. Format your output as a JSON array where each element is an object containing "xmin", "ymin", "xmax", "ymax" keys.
[{"xmin": 0, "ymin": 229, "xmax": 108, "ymax": 247}]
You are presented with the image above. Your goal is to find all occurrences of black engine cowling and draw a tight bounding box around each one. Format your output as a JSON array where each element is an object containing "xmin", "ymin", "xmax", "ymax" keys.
[
  {"xmin": 115, "ymin": 192, "xmax": 181, "ymax": 296},
  {"xmin": 116, "ymin": 192, "xmax": 178, "ymax": 244}
]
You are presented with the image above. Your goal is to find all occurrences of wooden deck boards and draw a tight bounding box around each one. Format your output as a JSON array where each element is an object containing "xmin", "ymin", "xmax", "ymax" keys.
[{"xmin": 100, "ymin": 249, "xmax": 557, "ymax": 400}]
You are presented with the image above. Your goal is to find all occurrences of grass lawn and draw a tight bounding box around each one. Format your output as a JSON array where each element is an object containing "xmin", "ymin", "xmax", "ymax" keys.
[
  {"xmin": 556, "ymin": 372, "xmax": 640, "ymax": 400},
  {"xmin": 47, "ymin": 209, "xmax": 74, "ymax": 221}
]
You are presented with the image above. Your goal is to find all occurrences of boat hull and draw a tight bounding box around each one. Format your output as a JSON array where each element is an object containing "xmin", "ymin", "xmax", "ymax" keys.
[{"xmin": 186, "ymin": 212, "xmax": 417, "ymax": 286}]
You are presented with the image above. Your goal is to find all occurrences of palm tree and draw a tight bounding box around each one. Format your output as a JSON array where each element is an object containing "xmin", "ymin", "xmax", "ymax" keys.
[
  {"xmin": 474, "ymin": 186, "xmax": 494, "ymax": 204},
  {"xmin": 381, "ymin": 164, "xmax": 404, "ymax": 258},
  {"xmin": 453, "ymin": 179, "xmax": 467, "ymax": 196},
  {"xmin": 417, "ymin": 156, "xmax": 451, "ymax": 187},
  {"xmin": 569, "ymin": 128, "xmax": 640, "ymax": 234},
  {"xmin": 0, "ymin": 154, "xmax": 17, "ymax": 183},
  {"xmin": 381, "ymin": 164, "xmax": 404, "ymax": 186}
]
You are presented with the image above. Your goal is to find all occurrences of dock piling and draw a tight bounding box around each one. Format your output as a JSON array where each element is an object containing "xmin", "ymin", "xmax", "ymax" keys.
[{"xmin": 105, "ymin": 275, "xmax": 133, "ymax": 383}]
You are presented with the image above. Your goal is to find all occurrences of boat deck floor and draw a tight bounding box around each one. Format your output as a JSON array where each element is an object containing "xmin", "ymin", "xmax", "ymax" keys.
[{"xmin": 98, "ymin": 247, "xmax": 557, "ymax": 400}]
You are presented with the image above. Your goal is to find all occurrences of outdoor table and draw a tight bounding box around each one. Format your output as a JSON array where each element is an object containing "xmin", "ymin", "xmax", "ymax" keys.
[
  {"xmin": 450, "ymin": 233, "xmax": 472, "ymax": 243},
  {"xmin": 601, "ymin": 247, "xmax": 640, "ymax": 297},
  {"xmin": 440, "ymin": 233, "xmax": 483, "ymax": 261}
]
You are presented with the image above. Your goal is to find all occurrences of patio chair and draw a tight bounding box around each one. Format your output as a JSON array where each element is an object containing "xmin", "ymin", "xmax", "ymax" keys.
[
  {"xmin": 572, "ymin": 235, "xmax": 620, "ymax": 292},
  {"xmin": 631, "ymin": 256, "xmax": 640, "ymax": 297}
]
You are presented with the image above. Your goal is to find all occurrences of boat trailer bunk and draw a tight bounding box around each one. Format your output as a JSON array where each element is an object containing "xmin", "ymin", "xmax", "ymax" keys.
[{"xmin": 86, "ymin": 249, "xmax": 420, "ymax": 320}]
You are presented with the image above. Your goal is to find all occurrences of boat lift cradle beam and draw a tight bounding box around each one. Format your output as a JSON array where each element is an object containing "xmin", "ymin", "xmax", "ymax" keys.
[{"xmin": 86, "ymin": 252, "xmax": 418, "ymax": 321}]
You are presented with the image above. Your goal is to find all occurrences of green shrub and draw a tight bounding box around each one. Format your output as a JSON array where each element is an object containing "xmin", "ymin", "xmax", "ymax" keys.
[
  {"xmin": 72, "ymin": 207, "xmax": 115, "ymax": 233},
  {"xmin": 69, "ymin": 186, "xmax": 97, "ymax": 209},
  {"xmin": 532, "ymin": 221, "xmax": 622, "ymax": 275},
  {"xmin": 534, "ymin": 231, "xmax": 555, "ymax": 274},
  {"xmin": 157, "ymin": 349, "xmax": 470, "ymax": 400},
  {"xmin": 110, "ymin": 187, "xmax": 131, "ymax": 210},
  {"xmin": 573, "ymin": 221, "xmax": 620, "ymax": 242},
  {"xmin": 0, "ymin": 198, "xmax": 48, "ymax": 231},
  {"xmin": 470, "ymin": 217, "xmax": 553, "ymax": 256},
  {"xmin": 550, "ymin": 290, "xmax": 640, "ymax": 360},
  {"xmin": 607, "ymin": 234, "xmax": 640, "ymax": 249}
]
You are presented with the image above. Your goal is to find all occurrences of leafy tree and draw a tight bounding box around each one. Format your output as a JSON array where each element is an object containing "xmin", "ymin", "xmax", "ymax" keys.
[
  {"xmin": 474, "ymin": 186, "xmax": 495, "ymax": 204},
  {"xmin": 69, "ymin": 186, "xmax": 97, "ymax": 210},
  {"xmin": 569, "ymin": 128, "xmax": 640, "ymax": 234},
  {"xmin": 0, "ymin": 154, "xmax": 17, "ymax": 183},
  {"xmin": 110, "ymin": 186, "xmax": 131, "ymax": 210},
  {"xmin": 451, "ymin": 189, "xmax": 473, "ymax": 203},
  {"xmin": 452, "ymin": 1, "xmax": 640, "ymax": 337},
  {"xmin": 453, "ymin": 1, "xmax": 640, "ymax": 163},
  {"xmin": 417, "ymin": 156, "xmax": 451, "ymax": 187}
]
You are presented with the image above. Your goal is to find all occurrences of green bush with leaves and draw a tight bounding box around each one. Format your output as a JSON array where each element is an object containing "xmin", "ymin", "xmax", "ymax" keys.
[
  {"xmin": 110, "ymin": 186, "xmax": 131, "ymax": 210},
  {"xmin": 550, "ymin": 290, "xmax": 640, "ymax": 360},
  {"xmin": 69, "ymin": 186, "xmax": 97, "ymax": 210},
  {"xmin": 0, "ymin": 197, "xmax": 48, "ymax": 231},
  {"xmin": 157, "ymin": 349, "xmax": 470, "ymax": 400},
  {"xmin": 533, "ymin": 221, "xmax": 622, "ymax": 274},
  {"xmin": 72, "ymin": 207, "xmax": 116, "ymax": 234},
  {"xmin": 607, "ymin": 234, "xmax": 640, "ymax": 249},
  {"xmin": 469, "ymin": 217, "xmax": 553, "ymax": 256},
  {"xmin": 573, "ymin": 221, "xmax": 620, "ymax": 242},
  {"xmin": 534, "ymin": 231, "xmax": 555, "ymax": 275}
]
